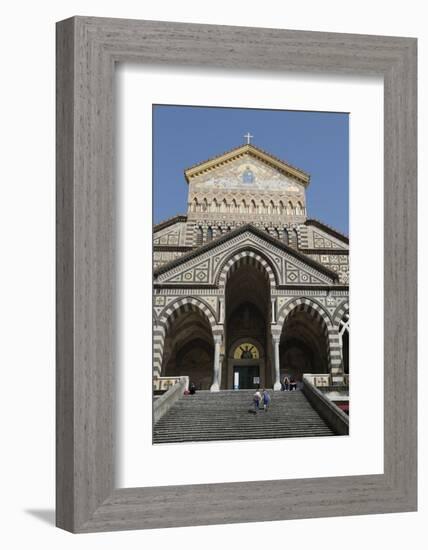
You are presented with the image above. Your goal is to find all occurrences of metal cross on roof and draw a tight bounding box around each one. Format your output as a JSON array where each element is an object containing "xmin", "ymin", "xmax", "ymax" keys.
[{"xmin": 243, "ymin": 132, "xmax": 254, "ymax": 145}]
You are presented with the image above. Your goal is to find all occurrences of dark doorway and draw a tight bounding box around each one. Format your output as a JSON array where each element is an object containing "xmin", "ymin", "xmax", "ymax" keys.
[
  {"xmin": 279, "ymin": 308, "xmax": 329, "ymax": 381},
  {"xmin": 342, "ymin": 329, "xmax": 349, "ymax": 374},
  {"xmin": 225, "ymin": 258, "xmax": 271, "ymax": 388},
  {"xmin": 233, "ymin": 365, "xmax": 260, "ymax": 389}
]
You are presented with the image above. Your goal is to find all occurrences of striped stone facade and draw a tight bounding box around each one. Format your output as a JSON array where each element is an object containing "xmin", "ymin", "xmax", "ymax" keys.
[{"xmin": 153, "ymin": 144, "xmax": 349, "ymax": 390}]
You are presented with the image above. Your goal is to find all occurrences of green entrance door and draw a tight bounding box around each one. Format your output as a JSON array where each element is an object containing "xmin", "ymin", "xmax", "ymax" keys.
[{"xmin": 233, "ymin": 365, "xmax": 260, "ymax": 389}]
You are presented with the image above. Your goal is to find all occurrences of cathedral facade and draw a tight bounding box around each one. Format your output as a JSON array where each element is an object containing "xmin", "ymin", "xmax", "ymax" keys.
[{"xmin": 153, "ymin": 142, "xmax": 349, "ymax": 392}]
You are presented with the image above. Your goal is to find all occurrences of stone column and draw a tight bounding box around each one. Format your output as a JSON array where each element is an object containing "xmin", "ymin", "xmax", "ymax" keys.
[
  {"xmin": 271, "ymin": 298, "xmax": 276, "ymax": 323},
  {"xmin": 153, "ymin": 324, "xmax": 166, "ymax": 378},
  {"xmin": 328, "ymin": 327, "xmax": 345, "ymax": 385},
  {"xmin": 210, "ymin": 334, "xmax": 222, "ymax": 392},
  {"xmin": 219, "ymin": 297, "xmax": 225, "ymax": 324},
  {"xmin": 272, "ymin": 334, "xmax": 282, "ymax": 391}
]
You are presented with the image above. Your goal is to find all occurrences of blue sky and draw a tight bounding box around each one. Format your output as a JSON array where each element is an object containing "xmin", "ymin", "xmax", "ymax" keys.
[{"xmin": 153, "ymin": 105, "xmax": 349, "ymax": 235}]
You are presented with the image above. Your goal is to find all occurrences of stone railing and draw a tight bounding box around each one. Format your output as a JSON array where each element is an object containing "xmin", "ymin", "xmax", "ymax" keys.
[
  {"xmin": 153, "ymin": 376, "xmax": 189, "ymax": 394},
  {"xmin": 304, "ymin": 373, "xmax": 349, "ymax": 388},
  {"xmin": 302, "ymin": 375, "xmax": 349, "ymax": 435},
  {"xmin": 153, "ymin": 376, "xmax": 189, "ymax": 425}
]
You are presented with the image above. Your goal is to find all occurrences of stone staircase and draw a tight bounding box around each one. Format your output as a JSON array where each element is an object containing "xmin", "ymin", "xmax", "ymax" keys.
[{"xmin": 153, "ymin": 389, "xmax": 337, "ymax": 444}]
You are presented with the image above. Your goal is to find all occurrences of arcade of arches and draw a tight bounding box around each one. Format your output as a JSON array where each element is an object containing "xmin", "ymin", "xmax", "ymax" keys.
[{"xmin": 157, "ymin": 253, "xmax": 348, "ymax": 391}]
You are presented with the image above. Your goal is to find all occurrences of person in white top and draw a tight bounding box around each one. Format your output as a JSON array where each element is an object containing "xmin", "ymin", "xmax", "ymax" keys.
[{"xmin": 253, "ymin": 390, "xmax": 262, "ymax": 413}]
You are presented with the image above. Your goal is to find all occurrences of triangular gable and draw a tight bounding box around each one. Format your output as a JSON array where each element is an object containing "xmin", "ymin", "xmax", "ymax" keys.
[
  {"xmin": 184, "ymin": 144, "xmax": 310, "ymax": 187},
  {"xmin": 154, "ymin": 225, "xmax": 338, "ymax": 287}
]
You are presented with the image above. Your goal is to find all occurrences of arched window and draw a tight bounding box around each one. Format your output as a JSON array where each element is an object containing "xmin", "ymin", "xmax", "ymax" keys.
[
  {"xmin": 283, "ymin": 228, "xmax": 289, "ymax": 246},
  {"xmin": 296, "ymin": 201, "xmax": 303, "ymax": 215},
  {"xmin": 260, "ymin": 200, "xmax": 266, "ymax": 214},
  {"xmin": 195, "ymin": 226, "xmax": 203, "ymax": 246},
  {"xmin": 289, "ymin": 228, "xmax": 299, "ymax": 248},
  {"xmin": 231, "ymin": 199, "xmax": 237, "ymax": 213},
  {"xmin": 221, "ymin": 199, "xmax": 227, "ymax": 213},
  {"xmin": 278, "ymin": 201, "xmax": 284, "ymax": 215},
  {"xmin": 288, "ymin": 201, "xmax": 294, "ymax": 216},
  {"xmin": 268, "ymin": 201, "xmax": 274, "ymax": 215},
  {"xmin": 206, "ymin": 226, "xmax": 213, "ymax": 242},
  {"xmin": 217, "ymin": 225, "xmax": 223, "ymax": 236},
  {"xmin": 202, "ymin": 198, "xmax": 208, "ymax": 212},
  {"xmin": 212, "ymin": 198, "xmax": 218, "ymax": 213},
  {"xmin": 250, "ymin": 199, "xmax": 256, "ymax": 214},
  {"xmin": 191, "ymin": 198, "xmax": 198, "ymax": 212}
]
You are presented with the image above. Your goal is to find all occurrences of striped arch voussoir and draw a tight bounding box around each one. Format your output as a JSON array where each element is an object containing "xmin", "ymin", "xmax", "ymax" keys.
[
  {"xmin": 217, "ymin": 250, "xmax": 277, "ymax": 290},
  {"xmin": 277, "ymin": 298, "xmax": 332, "ymax": 331},
  {"xmin": 333, "ymin": 301, "xmax": 349, "ymax": 328},
  {"xmin": 159, "ymin": 297, "xmax": 217, "ymax": 332},
  {"xmin": 153, "ymin": 298, "xmax": 217, "ymax": 379}
]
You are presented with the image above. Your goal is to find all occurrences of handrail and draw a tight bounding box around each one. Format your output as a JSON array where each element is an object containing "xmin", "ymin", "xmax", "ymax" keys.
[
  {"xmin": 302, "ymin": 376, "xmax": 349, "ymax": 435},
  {"xmin": 153, "ymin": 376, "xmax": 189, "ymax": 425}
]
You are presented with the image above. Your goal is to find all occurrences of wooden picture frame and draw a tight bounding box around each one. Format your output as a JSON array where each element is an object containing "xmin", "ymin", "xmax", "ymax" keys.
[{"xmin": 56, "ymin": 16, "xmax": 417, "ymax": 533}]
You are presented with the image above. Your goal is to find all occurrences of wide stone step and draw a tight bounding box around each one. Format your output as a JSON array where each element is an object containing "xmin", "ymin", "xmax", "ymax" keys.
[
  {"xmin": 154, "ymin": 430, "xmax": 334, "ymax": 443},
  {"xmin": 153, "ymin": 388, "xmax": 338, "ymax": 444}
]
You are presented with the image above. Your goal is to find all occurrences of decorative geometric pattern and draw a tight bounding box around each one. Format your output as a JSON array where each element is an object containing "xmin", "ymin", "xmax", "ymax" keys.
[
  {"xmin": 313, "ymin": 230, "xmax": 346, "ymax": 250},
  {"xmin": 314, "ymin": 253, "xmax": 349, "ymax": 284},
  {"xmin": 163, "ymin": 260, "xmax": 211, "ymax": 284},
  {"xmin": 284, "ymin": 261, "xmax": 326, "ymax": 285}
]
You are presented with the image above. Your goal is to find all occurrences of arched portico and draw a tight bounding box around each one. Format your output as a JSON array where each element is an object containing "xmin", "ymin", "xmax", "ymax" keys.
[
  {"xmin": 222, "ymin": 251, "xmax": 274, "ymax": 390},
  {"xmin": 276, "ymin": 298, "xmax": 344, "ymax": 383},
  {"xmin": 154, "ymin": 298, "xmax": 220, "ymax": 390}
]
